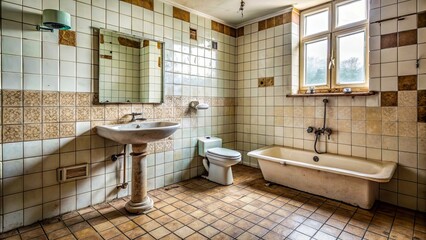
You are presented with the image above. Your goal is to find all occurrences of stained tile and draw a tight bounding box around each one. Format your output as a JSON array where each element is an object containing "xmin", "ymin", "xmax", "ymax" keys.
[
  {"xmin": 399, "ymin": 30, "xmax": 417, "ymax": 46},
  {"xmin": 398, "ymin": 75, "xmax": 417, "ymax": 90},
  {"xmin": 419, "ymin": 90, "xmax": 426, "ymax": 106},
  {"xmin": 59, "ymin": 30, "xmax": 77, "ymax": 47},
  {"xmin": 381, "ymin": 33, "xmax": 398, "ymax": 49},
  {"xmin": 381, "ymin": 92, "xmax": 398, "ymax": 107},
  {"xmin": 418, "ymin": 11, "xmax": 426, "ymax": 28},
  {"xmin": 419, "ymin": 107, "xmax": 426, "ymax": 122}
]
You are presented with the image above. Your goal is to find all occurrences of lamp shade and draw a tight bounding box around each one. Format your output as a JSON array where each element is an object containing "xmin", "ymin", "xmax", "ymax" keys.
[{"xmin": 42, "ymin": 9, "xmax": 71, "ymax": 30}]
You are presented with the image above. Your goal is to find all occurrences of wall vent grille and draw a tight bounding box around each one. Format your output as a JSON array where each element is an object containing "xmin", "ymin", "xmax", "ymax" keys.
[{"xmin": 57, "ymin": 164, "xmax": 89, "ymax": 182}]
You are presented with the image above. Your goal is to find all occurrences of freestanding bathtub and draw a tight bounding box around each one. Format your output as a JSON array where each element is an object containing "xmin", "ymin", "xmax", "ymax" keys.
[{"xmin": 248, "ymin": 146, "xmax": 397, "ymax": 209}]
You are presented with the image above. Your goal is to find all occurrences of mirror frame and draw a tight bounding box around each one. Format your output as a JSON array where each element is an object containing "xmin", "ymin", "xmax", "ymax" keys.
[{"xmin": 94, "ymin": 27, "xmax": 165, "ymax": 104}]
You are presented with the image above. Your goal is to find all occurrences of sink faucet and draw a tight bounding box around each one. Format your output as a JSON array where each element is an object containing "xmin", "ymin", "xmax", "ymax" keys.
[{"xmin": 130, "ymin": 112, "xmax": 147, "ymax": 122}]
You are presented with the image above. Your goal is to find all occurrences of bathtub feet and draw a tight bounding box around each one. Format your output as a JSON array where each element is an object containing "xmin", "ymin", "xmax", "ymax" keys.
[{"xmin": 265, "ymin": 182, "xmax": 274, "ymax": 187}]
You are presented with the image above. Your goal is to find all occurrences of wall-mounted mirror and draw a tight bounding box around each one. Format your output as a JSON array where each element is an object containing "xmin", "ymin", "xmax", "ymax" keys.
[{"xmin": 98, "ymin": 29, "xmax": 164, "ymax": 103}]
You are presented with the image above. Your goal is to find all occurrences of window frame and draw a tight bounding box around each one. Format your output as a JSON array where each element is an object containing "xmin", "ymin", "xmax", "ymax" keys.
[{"xmin": 299, "ymin": 0, "xmax": 369, "ymax": 93}]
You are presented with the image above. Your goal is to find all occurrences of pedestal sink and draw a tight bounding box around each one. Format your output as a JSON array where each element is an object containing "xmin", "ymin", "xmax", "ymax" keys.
[{"xmin": 96, "ymin": 122, "xmax": 180, "ymax": 214}]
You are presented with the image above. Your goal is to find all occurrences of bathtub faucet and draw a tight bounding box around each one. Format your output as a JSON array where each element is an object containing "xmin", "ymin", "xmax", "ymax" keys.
[{"xmin": 307, "ymin": 126, "xmax": 332, "ymax": 140}]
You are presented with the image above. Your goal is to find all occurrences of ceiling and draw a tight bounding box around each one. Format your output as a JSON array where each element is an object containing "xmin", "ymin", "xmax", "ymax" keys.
[{"xmin": 163, "ymin": 0, "xmax": 330, "ymax": 27}]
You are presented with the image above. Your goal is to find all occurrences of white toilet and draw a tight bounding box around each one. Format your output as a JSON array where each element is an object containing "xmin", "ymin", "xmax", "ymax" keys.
[{"xmin": 198, "ymin": 137, "xmax": 241, "ymax": 185}]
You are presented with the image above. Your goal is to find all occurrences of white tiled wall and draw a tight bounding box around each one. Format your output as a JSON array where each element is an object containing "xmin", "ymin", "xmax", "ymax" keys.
[{"xmin": 0, "ymin": 0, "xmax": 236, "ymax": 232}]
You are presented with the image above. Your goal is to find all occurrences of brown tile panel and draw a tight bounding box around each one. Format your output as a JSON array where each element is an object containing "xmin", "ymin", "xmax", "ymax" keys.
[
  {"xmin": 118, "ymin": 37, "xmax": 141, "ymax": 48},
  {"xmin": 267, "ymin": 17, "xmax": 276, "ymax": 28},
  {"xmin": 398, "ymin": 75, "xmax": 417, "ymax": 90},
  {"xmin": 211, "ymin": 21, "xmax": 237, "ymax": 38},
  {"xmin": 100, "ymin": 55, "xmax": 112, "ymax": 59},
  {"xmin": 381, "ymin": 33, "xmax": 398, "ymax": 49},
  {"xmin": 59, "ymin": 30, "xmax": 77, "ymax": 47},
  {"xmin": 237, "ymin": 27, "xmax": 244, "ymax": 37},
  {"xmin": 381, "ymin": 91, "xmax": 398, "ymax": 107},
  {"xmin": 419, "ymin": 107, "xmax": 426, "ymax": 122},
  {"xmin": 3, "ymin": 165, "xmax": 426, "ymax": 240},
  {"xmin": 283, "ymin": 12, "xmax": 292, "ymax": 24},
  {"xmin": 121, "ymin": 0, "xmax": 154, "ymax": 11},
  {"xmin": 418, "ymin": 11, "xmax": 426, "ymax": 28},
  {"xmin": 258, "ymin": 20, "xmax": 267, "ymax": 31},
  {"xmin": 190, "ymin": 28, "xmax": 197, "ymax": 40},
  {"xmin": 275, "ymin": 15, "xmax": 284, "ymax": 25},
  {"xmin": 173, "ymin": 6, "xmax": 190, "ymax": 23},
  {"xmin": 399, "ymin": 29, "xmax": 417, "ymax": 46},
  {"xmin": 419, "ymin": 90, "xmax": 426, "ymax": 106}
]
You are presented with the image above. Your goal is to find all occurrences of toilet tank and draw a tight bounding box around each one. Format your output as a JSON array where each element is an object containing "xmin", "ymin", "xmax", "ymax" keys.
[{"xmin": 198, "ymin": 137, "xmax": 222, "ymax": 157}]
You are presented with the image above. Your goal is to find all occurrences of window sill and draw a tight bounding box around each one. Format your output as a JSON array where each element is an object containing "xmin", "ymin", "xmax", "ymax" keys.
[{"xmin": 286, "ymin": 91, "xmax": 376, "ymax": 98}]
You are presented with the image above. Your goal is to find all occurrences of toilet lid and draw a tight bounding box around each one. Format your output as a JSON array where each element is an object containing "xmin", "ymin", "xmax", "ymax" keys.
[{"xmin": 207, "ymin": 148, "xmax": 241, "ymax": 159}]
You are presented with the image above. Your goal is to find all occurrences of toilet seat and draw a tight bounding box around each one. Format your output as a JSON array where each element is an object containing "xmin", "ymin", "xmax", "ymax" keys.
[{"xmin": 207, "ymin": 147, "xmax": 241, "ymax": 160}]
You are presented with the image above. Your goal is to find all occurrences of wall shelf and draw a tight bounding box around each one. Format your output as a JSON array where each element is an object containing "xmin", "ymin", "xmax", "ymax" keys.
[{"xmin": 286, "ymin": 91, "xmax": 376, "ymax": 98}]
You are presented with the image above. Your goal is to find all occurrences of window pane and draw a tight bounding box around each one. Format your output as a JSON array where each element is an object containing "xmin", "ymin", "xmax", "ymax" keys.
[
  {"xmin": 304, "ymin": 10, "xmax": 329, "ymax": 36},
  {"xmin": 337, "ymin": 31, "xmax": 365, "ymax": 84},
  {"xmin": 305, "ymin": 39, "xmax": 328, "ymax": 86},
  {"xmin": 336, "ymin": 0, "xmax": 366, "ymax": 27}
]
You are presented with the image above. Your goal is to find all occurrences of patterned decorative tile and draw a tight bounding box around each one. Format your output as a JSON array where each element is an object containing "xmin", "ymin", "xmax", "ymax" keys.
[
  {"xmin": 76, "ymin": 93, "xmax": 92, "ymax": 106},
  {"xmin": 3, "ymin": 107, "xmax": 23, "ymax": 124},
  {"xmin": 60, "ymin": 123, "xmax": 76, "ymax": 137},
  {"xmin": 60, "ymin": 107, "xmax": 76, "ymax": 122},
  {"xmin": 43, "ymin": 92, "xmax": 59, "ymax": 106},
  {"xmin": 3, "ymin": 124, "xmax": 23, "ymax": 143},
  {"xmin": 24, "ymin": 124, "xmax": 42, "ymax": 141},
  {"xmin": 43, "ymin": 107, "xmax": 59, "ymax": 122},
  {"xmin": 76, "ymin": 107, "xmax": 91, "ymax": 121},
  {"xmin": 24, "ymin": 107, "xmax": 42, "ymax": 123},
  {"xmin": 60, "ymin": 92, "xmax": 76, "ymax": 106},
  {"xmin": 3, "ymin": 90, "xmax": 22, "ymax": 106},
  {"xmin": 24, "ymin": 91, "xmax": 42, "ymax": 106},
  {"xmin": 43, "ymin": 123, "xmax": 60, "ymax": 139},
  {"xmin": 105, "ymin": 105, "xmax": 119, "ymax": 120},
  {"xmin": 91, "ymin": 107, "xmax": 105, "ymax": 120}
]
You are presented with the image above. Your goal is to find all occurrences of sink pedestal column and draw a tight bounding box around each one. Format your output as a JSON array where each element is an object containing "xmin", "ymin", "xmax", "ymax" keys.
[{"xmin": 125, "ymin": 144, "xmax": 154, "ymax": 214}]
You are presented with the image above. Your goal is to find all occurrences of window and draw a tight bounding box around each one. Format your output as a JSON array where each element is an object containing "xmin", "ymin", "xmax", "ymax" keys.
[{"xmin": 300, "ymin": 0, "xmax": 368, "ymax": 93}]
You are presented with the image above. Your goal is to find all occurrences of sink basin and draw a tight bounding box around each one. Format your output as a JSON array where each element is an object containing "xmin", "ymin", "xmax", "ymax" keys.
[{"xmin": 96, "ymin": 122, "xmax": 180, "ymax": 145}]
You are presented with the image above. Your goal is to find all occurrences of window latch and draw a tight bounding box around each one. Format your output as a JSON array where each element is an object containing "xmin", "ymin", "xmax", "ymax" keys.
[{"xmin": 328, "ymin": 57, "xmax": 335, "ymax": 70}]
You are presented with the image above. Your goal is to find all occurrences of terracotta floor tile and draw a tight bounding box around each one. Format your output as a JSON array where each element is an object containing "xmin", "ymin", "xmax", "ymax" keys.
[
  {"xmin": 6, "ymin": 165, "xmax": 426, "ymax": 240},
  {"xmin": 124, "ymin": 226, "xmax": 146, "ymax": 239},
  {"xmin": 149, "ymin": 226, "xmax": 170, "ymax": 239},
  {"xmin": 185, "ymin": 232, "xmax": 208, "ymax": 240},
  {"xmin": 174, "ymin": 226, "xmax": 195, "ymax": 238},
  {"xmin": 47, "ymin": 228, "xmax": 71, "ymax": 240},
  {"xmin": 99, "ymin": 227, "xmax": 121, "ymax": 239}
]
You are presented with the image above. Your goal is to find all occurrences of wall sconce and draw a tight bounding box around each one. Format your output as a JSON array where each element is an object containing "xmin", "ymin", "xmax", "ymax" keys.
[{"xmin": 36, "ymin": 9, "xmax": 71, "ymax": 32}]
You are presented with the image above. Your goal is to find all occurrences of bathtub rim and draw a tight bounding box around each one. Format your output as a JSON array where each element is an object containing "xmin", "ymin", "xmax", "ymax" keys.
[{"xmin": 247, "ymin": 145, "xmax": 397, "ymax": 183}]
